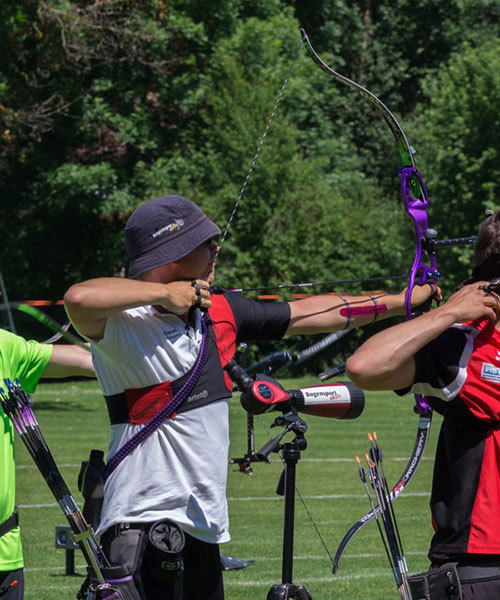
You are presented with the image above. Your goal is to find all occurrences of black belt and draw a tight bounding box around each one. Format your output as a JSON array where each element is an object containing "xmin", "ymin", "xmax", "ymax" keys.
[
  {"xmin": 457, "ymin": 563, "xmax": 500, "ymax": 583},
  {"xmin": 433, "ymin": 561, "xmax": 500, "ymax": 583},
  {"xmin": 101, "ymin": 521, "xmax": 152, "ymax": 541},
  {"xmin": 0, "ymin": 507, "xmax": 19, "ymax": 537},
  {"xmin": 105, "ymin": 392, "xmax": 130, "ymax": 425}
]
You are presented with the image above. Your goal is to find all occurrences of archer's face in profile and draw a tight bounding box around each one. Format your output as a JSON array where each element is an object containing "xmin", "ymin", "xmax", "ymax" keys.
[{"xmin": 141, "ymin": 239, "xmax": 218, "ymax": 284}]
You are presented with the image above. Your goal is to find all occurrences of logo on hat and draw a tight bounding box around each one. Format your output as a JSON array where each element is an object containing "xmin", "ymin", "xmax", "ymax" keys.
[{"xmin": 152, "ymin": 218, "xmax": 185, "ymax": 239}]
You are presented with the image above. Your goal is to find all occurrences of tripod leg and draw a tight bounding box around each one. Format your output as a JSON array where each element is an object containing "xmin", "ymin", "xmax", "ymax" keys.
[
  {"xmin": 267, "ymin": 584, "xmax": 291, "ymax": 599},
  {"xmin": 295, "ymin": 585, "xmax": 313, "ymax": 600},
  {"xmin": 267, "ymin": 584, "xmax": 312, "ymax": 599}
]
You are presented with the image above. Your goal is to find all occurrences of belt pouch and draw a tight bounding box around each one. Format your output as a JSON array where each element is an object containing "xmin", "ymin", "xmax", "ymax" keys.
[
  {"xmin": 86, "ymin": 565, "xmax": 142, "ymax": 600},
  {"xmin": 408, "ymin": 563, "xmax": 463, "ymax": 600},
  {"xmin": 144, "ymin": 519, "xmax": 185, "ymax": 585},
  {"xmin": 78, "ymin": 449, "xmax": 105, "ymax": 532}
]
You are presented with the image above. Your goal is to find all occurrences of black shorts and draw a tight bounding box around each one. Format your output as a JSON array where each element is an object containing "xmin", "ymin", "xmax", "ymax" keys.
[
  {"xmin": 0, "ymin": 569, "xmax": 24, "ymax": 600},
  {"xmin": 101, "ymin": 523, "xmax": 224, "ymax": 600},
  {"xmin": 462, "ymin": 577, "xmax": 500, "ymax": 599}
]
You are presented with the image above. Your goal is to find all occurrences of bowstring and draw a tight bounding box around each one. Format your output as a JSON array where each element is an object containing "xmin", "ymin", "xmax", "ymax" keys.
[
  {"xmin": 210, "ymin": 33, "xmax": 304, "ymax": 448},
  {"xmin": 211, "ymin": 34, "xmax": 337, "ymax": 565},
  {"xmin": 215, "ymin": 36, "xmax": 304, "ymax": 260}
]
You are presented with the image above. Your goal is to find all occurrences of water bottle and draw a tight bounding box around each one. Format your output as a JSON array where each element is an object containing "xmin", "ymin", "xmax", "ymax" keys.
[{"xmin": 79, "ymin": 449, "xmax": 105, "ymax": 532}]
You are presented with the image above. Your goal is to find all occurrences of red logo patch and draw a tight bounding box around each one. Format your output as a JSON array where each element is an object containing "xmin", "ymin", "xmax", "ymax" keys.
[{"xmin": 125, "ymin": 382, "xmax": 173, "ymax": 424}]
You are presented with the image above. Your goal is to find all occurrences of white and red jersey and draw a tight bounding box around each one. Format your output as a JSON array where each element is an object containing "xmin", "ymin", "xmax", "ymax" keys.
[{"xmin": 84, "ymin": 290, "xmax": 290, "ymax": 543}]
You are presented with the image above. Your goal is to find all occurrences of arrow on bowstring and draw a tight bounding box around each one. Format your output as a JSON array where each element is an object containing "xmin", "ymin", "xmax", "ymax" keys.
[
  {"xmin": 226, "ymin": 235, "xmax": 477, "ymax": 294},
  {"xmin": 228, "ymin": 274, "xmax": 407, "ymax": 293}
]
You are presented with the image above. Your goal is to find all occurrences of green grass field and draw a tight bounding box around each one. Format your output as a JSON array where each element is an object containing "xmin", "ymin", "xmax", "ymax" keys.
[{"xmin": 15, "ymin": 378, "xmax": 440, "ymax": 599}]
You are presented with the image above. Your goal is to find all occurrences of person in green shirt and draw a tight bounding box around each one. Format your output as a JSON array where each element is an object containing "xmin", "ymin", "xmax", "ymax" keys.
[{"xmin": 0, "ymin": 328, "xmax": 94, "ymax": 599}]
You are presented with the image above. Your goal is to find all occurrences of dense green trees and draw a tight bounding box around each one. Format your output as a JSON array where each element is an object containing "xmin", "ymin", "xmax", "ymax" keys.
[
  {"xmin": 413, "ymin": 37, "xmax": 500, "ymax": 286},
  {"xmin": 1, "ymin": 0, "xmax": 500, "ymax": 313}
]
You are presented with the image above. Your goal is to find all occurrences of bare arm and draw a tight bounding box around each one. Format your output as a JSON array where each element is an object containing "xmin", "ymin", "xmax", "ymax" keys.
[
  {"xmin": 64, "ymin": 277, "xmax": 211, "ymax": 340},
  {"xmin": 41, "ymin": 344, "xmax": 95, "ymax": 378},
  {"xmin": 346, "ymin": 282, "xmax": 500, "ymax": 391},
  {"xmin": 286, "ymin": 283, "xmax": 439, "ymax": 334}
]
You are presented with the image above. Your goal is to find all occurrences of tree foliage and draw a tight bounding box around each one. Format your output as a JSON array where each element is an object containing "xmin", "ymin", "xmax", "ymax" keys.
[
  {"xmin": 412, "ymin": 36, "xmax": 500, "ymax": 291},
  {"xmin": 1, "ymin": 0, "xmax": 500, "ymax": 331}
]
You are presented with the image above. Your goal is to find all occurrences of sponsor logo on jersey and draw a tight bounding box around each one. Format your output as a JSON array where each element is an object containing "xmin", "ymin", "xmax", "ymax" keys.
[
  {"xmin": 162, "ymin": 328, "xmax": 183, "ymax": 342},
  {"xmin": 187, "ymin": 389, "xmax": 209, "ymax": 403},
  {"xmin": 481, "ymin": 362, "xmax": 500, "ymax": 383}
]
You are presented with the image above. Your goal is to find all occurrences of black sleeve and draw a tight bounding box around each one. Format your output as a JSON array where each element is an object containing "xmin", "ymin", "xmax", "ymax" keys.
[
  {"xmin": 222, "ymin": 292, "xmax": 291, "ymax": 342},
  {"xmin": 395, "ymin": 326, "xmax": 472, "ymax": 400}
]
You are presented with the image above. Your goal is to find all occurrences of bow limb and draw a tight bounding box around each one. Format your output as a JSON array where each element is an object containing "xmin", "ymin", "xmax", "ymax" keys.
[
  {"xmin": 1, "ymin": 302, "xmax": 90, "ymax": 349},
  {"xmin": 300, "ymin": 28, "xmax": 436, "ymax": 571},
  {"xmin": 301, "ymin": 28, "xmax": 439, "ymax": 309},
  {"xmin": 300, "ymin": 29, "xmax": 415, "ymax": 169},
  {"xmin": 332, "ymin": 412, "xmax": 431, "ymax": 573}
]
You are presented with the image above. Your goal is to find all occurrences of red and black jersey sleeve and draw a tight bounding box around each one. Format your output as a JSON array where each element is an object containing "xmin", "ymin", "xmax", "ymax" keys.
[
  {"xmin": 397, "ymin": 319, "xmax": 500, "ymax": 423},
  {"xmin": 221, "ymin": 291, "xmax": 291, "ymax": 342},
  {"xmin": 395, "ymin": 323, "xmax": 480, "ymax": 403}
]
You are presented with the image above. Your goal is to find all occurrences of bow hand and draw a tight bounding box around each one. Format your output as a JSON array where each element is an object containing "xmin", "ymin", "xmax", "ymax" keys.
[{"xmin": 406, "ymin": 283, "xmax": 442, "ymax": 316}]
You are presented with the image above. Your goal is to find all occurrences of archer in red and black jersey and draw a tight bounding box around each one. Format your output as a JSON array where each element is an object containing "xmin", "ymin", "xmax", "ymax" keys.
[{"xmin": 397, "ymin": 318, "xmax": 500, "ymax": 563}]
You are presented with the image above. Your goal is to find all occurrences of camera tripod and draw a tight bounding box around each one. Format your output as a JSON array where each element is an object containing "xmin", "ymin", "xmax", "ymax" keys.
[{"xmin": 256, "ymin": 410, "xmax": 313, "ymax": 600}]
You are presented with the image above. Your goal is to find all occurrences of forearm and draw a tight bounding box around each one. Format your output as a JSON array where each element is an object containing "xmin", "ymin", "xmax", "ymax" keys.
[
  {"xmin": 286, "ymin": 286, "xmax": 432, "ymax": 334},
  {"xmin": 346, "ymin": 279, "xmax": 500, "ymax": 390},
  {"xmin": 41, "ymin": 344, "xmax": 95, "ymax": 379},
  {"xmin": 64, "ymin": 277, "xmax": 211, "ymax": 339},
  {"xmin": 65, "ymin": 278, "xmax": 170, "ymax": 319},
  {"xmin": 64, "ymin": 278, "xmax": 172, "ymax": 338}
]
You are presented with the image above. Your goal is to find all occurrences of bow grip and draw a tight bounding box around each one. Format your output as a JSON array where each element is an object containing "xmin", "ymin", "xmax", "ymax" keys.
[{"xmin": 399, "ymin": 166, "xmax": 430, "ymax": 236}]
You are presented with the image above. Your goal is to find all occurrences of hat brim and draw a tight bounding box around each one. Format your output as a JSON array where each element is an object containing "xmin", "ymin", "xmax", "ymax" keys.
[{"xmin": 129, "ymin": 219, "xmax": 221, "ymax": 279}]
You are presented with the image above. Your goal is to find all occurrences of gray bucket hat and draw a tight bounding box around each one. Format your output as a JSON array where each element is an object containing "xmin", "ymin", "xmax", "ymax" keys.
[{"xmin": 125, "ymin": 195, "xmax": 221, "ymax": 278}]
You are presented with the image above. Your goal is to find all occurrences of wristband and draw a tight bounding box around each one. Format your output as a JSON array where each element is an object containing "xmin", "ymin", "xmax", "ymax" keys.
[
  {"xmin": 337, "ymin": 295, "xmax": 351, "ymax": 329},
  {"xmin": 369, "ymin": 295, "xmax": 379, "ymax": 324}
]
